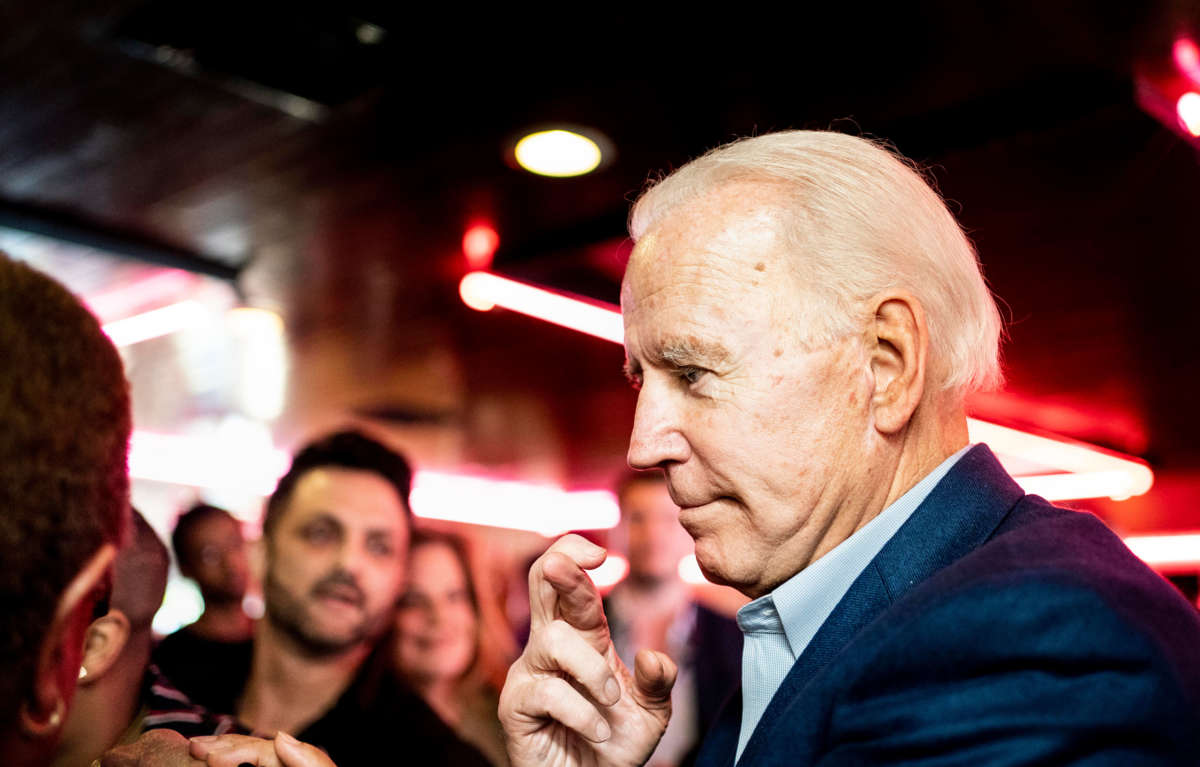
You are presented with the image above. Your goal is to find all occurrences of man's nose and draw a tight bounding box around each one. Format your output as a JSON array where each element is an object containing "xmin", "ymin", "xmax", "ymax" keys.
[
  {"xmin": 627, "ymin": 385, "xmax": 690, "ymax": 469},
  {"xmin": 335, "ymin": 540, "xmax": 369, "ymax": 577}
]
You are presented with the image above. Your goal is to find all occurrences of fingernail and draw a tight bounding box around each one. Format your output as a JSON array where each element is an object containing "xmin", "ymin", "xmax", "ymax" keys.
[
  {"xmin": 595, "ymin": 718, "xmax": 611, "ymax": 742},
  {"xmin": 604, "ymin": 677, "xmax": 620, "ymax": 704},
  {"xmin": 190, "ymin": 736, "xmax": 217, "ymax": 743},
  {"xmin": 276, "ymin": 731, "xmax": 298, "ymax": 745}
]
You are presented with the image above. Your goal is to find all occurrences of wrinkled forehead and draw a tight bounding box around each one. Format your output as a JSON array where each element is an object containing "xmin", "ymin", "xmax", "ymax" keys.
[{"xmin": 622, "ymin": 182, "xmax": 794, "ymax": 306}]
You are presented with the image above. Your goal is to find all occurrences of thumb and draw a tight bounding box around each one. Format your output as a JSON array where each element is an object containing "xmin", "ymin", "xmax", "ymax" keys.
[
  {"xmin": 632, "ymin": 649, "xmax": 677, "ymax": 709},
  {"xmin": 274, "ymin": 731, "xmax": 336, "ymax": 767}
]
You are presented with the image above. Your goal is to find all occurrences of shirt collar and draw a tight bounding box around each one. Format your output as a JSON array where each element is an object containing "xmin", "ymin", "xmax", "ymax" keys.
[{"xmin": 741, "ymin": 445, "xmax": 971, "ymax": 658}]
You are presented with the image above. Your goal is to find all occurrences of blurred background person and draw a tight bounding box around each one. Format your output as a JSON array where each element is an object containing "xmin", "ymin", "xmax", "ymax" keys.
[
  {"xmin": 603, "ymin": 472, "xmax": 742, "ymax": 767},
  {"xmin": 153, "ymin": 503, "xmax": 254, "ymax": 708},
  {"xmin": 137, "ymin": 430, "xmax": 489, "ymax": 766},
  {"xmin": 53, "ymin": 511, "xmax": 233, "ymax": 767},
  {"xmin": 0, "ymin": 253, "xmax": 131, "ymax": 767},
  {"xmin": 170, "ymin": 503, "xmax": 255, "ymax": 640},
  {"xmin": 394, "ymin": 529, "xmax": 515, "ymax": 767}
]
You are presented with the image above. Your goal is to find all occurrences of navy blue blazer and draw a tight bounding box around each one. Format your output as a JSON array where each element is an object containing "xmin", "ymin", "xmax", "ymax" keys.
[{"xmin": 695, "ymin": 444, "xmax": 1200, "ymax": 766}]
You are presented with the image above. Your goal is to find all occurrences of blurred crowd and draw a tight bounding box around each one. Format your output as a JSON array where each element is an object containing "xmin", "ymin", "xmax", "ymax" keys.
[{"xmin": 1, "ymin": 250, "xmax": 738, "ymax": 767}]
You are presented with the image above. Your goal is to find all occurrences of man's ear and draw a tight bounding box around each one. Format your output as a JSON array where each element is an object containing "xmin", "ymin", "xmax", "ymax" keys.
[
  {"xmin": 78, "ymin": 609, "xmax": 132, "ymax": 686},
  {"xmin": 868, "ymin": 291, "xmax": 928, "ymax": 435},
  {"xmin": 19, "ymin": 543, "xmax": 116, "ymax": 739}
]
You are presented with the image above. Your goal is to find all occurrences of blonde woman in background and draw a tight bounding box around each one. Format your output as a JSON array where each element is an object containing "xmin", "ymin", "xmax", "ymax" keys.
[{"xmin": 394, "ymin": 530, "xmax": 515, "ymax": 767}]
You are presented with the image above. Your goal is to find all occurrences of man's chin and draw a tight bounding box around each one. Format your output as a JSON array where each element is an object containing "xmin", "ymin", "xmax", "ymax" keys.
[
  {"xmin": 692, "ymin": 551, "xmax": 731, "ymax": 588},
  {"xmin": 287, "ymin": 624, "xmax": 367, "ymax": 656}
]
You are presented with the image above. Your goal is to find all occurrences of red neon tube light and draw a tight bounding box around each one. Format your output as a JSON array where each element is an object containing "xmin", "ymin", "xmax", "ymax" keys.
[{"xmin": 459, "ymin": 270, "xmax": 1154, "ymax": 502}]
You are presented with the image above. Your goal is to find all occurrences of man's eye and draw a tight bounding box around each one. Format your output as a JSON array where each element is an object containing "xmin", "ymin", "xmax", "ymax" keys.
[
  {"xmin": 302, "ymin": 525, "xmax": 335, "ymax": 543},
  {"xmin": 367, "ymin": 539, "xmax": 395, "ymax": 557},
  {"xmin": 678, "ymin": 366, "xmax": 705, "ymax": 385}
]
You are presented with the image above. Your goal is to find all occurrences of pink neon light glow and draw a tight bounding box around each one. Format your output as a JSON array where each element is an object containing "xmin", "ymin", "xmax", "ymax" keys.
[
  {"xmin": 1122, "ymin": 533, "xmax": 1200, "ymax": 571},
  {"xmin": 131, "ymin": 430, "xmax": 621, "ymax": 536},
  {"xmin": 462, "ymin": 225, "xmax": 500, "ymax": 271},
  {"xmin": 1176, "ymin": 92, "xmax": 1200, "ymax": 136},
  {"xmin": 85, "ymin": 270, "xmax": 195, "ymax": 322},
  {"xmin": 1174, "ymin": 38, "xmax": 1200, "ymax": 83},
  {"xmin": 462, "ymin": 272, "xmax": 1154, "ymax": 502},
  {"xmin": 410, "ymin": 470, "xmax": 619, "ymax": 536},
  {"xmin": 129, "ymin": 430, "xmax": 291, "ymax": 495},
  {"xmin": 966, "ymin": 420, "xmax": 1153, "ymax": 501},
  {"xmin": 587, "ymin": 554, "xmax": 630, "ymax": 589},
  {"xmin": 102, "ymin": 300, "xmax": 207, "ymax": 347},
  {"xmin": 458, "ymin": 271, "xmax": 625, "ymax": 343}
]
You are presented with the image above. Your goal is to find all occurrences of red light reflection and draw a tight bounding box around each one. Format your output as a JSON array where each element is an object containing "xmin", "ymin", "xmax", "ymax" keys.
[
  {"xmin": 462, "ymin": 224, "xmax": 500, "ymax": 271},
  {"xmin": 1173, "ymin": 38, "xmax": 1200, "ymax": 83}
]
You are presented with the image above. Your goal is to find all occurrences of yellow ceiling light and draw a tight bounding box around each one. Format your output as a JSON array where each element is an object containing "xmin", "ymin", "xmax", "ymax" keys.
[{"xmin": 514, "ymin": 129, "xmax": 603, "ymax": 177}]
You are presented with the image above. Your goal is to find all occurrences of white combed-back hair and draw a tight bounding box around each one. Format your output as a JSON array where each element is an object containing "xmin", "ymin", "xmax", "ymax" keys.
[{"xmin": 628, "ymin": 130, "xmax": 1005, "ymax": 398}]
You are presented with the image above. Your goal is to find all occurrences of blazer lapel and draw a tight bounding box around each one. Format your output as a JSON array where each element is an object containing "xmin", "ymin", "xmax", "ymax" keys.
[{"xmin": 735, "ymin": 444, "xmax": 1024, "ymax": 765}]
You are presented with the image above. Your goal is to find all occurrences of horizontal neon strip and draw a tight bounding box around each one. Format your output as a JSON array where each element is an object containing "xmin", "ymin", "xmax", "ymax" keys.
[
  {"xmin": 131, "ymin": 431, "xmax": 619, "ymax": 536},
  {"xmin": 967, "ymin": 420, "xmax": 1153, "ymax": 500},
  {"xmin": 1123, "ymin": 533, "xmax": 1200, "ymax": 570},
  {"xmin": 460, "ymin": 272, "xmax": 1154, "ymax": 502},
  {"xmin": 459, "ymin": 271, "xmax": 624, "ymax": 343},
  {"xmin": 102, "ymin": 300, "xmax": 207, "ymax": 347},
  {"xmin": 410, "ymin": 471, "xmax": 619, "ymax": 536},
  {"xmin": 130, "ymin": 430, "xmax": 291, "ymax": 495},
  {"xmin": 86, "ymin": 270, "xmax": 195, "ymax": 322}
]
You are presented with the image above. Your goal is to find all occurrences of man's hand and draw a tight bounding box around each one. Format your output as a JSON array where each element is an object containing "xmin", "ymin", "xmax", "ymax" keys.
[
  {"xmin": 499, "ymin": 535, "xmax": 677, "ymax": 767},
  {"xmin": 188, "ymin": 732, "xmax": 337, "ymax": 767},
  {"xmin": 100, "ymin": 729, "xmax": 206, "ymax": 767}
]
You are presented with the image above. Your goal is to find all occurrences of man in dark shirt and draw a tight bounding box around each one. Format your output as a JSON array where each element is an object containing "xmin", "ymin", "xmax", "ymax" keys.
[
  {"xmin": 152, "ymin": 503, "xmax": 254, "ymax": 709},
  {"xmin": 151, "ymin": 430, "xmax": 488, "ymax": 766}
]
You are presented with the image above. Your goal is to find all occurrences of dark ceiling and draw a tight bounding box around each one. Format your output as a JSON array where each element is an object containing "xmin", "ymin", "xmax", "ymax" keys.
[{"xmin": 2, "ymin": 0, "xmax": 1200, "ymax": 532}]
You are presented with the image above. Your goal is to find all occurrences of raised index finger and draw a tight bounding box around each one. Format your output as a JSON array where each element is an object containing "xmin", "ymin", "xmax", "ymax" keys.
[{"xmin": 528, "ymin": 534, "xmax": 607, "ymax": 633}]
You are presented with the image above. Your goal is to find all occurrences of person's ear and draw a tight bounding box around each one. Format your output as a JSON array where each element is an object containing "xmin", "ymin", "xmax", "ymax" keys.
[
  {"xmin": 868, "ymin": 291, "xmax": 929, "ymax": 435},
  {"xmin": 78, "ymin": 609, "xmax": 132, "ymax": 686},
  {"xmin": 19, "ymin": 543, "xmax": 116, "ymax": 739}
]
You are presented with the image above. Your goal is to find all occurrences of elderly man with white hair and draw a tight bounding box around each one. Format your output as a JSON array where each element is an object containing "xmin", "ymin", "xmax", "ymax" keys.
[{"xmin": 499, "ymin": 131, "xmax": 1200, "ymax": 766}]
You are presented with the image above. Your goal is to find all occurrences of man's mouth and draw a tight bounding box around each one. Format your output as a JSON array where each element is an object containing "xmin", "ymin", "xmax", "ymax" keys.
[
  {"xmin": 313, "ymin": 583, "xmax": 364, "ymax": 607},
  {"xmin": 674, "ymin": 494, "xmax": 729, "ymax": 511}
]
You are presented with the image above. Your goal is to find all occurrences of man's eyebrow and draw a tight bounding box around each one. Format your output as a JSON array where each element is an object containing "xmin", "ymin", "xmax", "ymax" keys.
[
  {"xmin": 621, "ymin": 338, "xmax": 731, "ymax": 383},
  {"xmin": 300, "ymin": 512, "xmax": 343, "ymax": 534},
  {"xmin": 659, "ymin": 338, "xmax": 732, "ymax": 366}
]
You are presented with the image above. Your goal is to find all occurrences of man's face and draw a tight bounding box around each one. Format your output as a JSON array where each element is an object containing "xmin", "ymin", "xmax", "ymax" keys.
[
  {"xmin": 182, "ymin": 513, "xmax": 248, "ymax": 605},
  {"xmin": 621, "ymin": 478, "xmax": 692, "ymax": 584},
  {"xmin": 264, "ymin": 467, "xmax": 409, "ymax": 655},
  {"xmin": 622, "ymin": 182, "xmax": 875, "ymax": 599}
]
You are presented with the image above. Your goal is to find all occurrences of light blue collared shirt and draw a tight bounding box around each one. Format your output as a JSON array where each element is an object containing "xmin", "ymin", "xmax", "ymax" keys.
[{"xmin": 734, "ymin": 446, "xmax": 971, "ymax": 760}]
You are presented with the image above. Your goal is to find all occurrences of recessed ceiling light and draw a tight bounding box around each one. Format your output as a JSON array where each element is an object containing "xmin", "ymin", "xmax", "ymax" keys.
[
  {"xmin": 355, "ymin": 22, "xmax": 386, "ymax": 45},
  {"xmin": 514, "ymin": 129, "xmax": 604, "ymax": 177}
]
